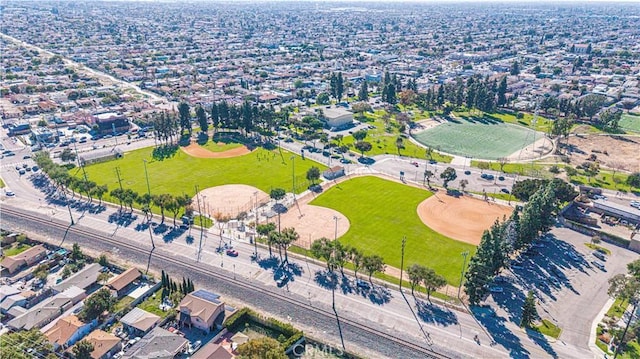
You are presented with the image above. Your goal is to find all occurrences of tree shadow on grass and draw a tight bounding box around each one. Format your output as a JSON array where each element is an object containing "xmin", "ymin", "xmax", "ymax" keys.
[
  {"xmin": 471, "ymin": 306, "xmax": 530, "ymax": 359},
  {"xmin": 415, "ymin": 299, "xmax": 458, "ymax": 326},
  {"xmin": 152, "ymin": 145, "xmax": 178, "ymax": 160}
]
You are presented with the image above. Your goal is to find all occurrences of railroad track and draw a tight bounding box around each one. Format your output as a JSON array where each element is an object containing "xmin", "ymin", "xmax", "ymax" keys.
[{"xmin": 3, "ymin": 206, "xmax": 452, "ymax": 359}]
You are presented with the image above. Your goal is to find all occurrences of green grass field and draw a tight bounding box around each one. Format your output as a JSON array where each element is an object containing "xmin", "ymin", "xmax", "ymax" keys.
[
  {"xmin": 620, "ymin": 114, "xmax": 640, "ymax": 133},
  {"xmin": 413, "ymin": 118, "xmax": 541, "ymax": 160},
  {"xmin": 199, "ymin": 140, "xmax": 243, "ymax": 153},
  {"xmin": 76, "ymin": 146, "xmax": 326, "ymax": 203},
  {"xmin": 535, "ymin": 319, "xmax": 561, "ymax": 339},
  {"xmin": 310, "ymin": 176, "xmax": 476, "ymax": 284},
  {"xmin": 341, "ymin": 113, "xmax": 453, "ymax": 163}
]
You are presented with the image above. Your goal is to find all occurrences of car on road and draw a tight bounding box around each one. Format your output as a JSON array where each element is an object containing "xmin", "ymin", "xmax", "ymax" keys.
[
  {"xmin": 498, "ymin": 176, "xmax": 505, "ymax": 181},
  {"xmin": 501, "ymin": 188, "xmax": 510, "ymax": 194},
  {"xmin": 489, "ymin": 286, "xmax": 504, "ymax": 293},
  {"xmin": 15, "ymin": 165, "xmax": 21, "ymax": 170},
  {"xmin": 339, "ymin": 158, "xmax": 352, "ymax": 164},
  {"xmin": 464, "ymin": 170, "xmax": 471, "ymax": 175},
  {"xmin": 481, "ymin": 173, "xmax": 488, "ymax": 179},
  {"xmin": 593, "ymin": 251, "xmax": 607, "ymax": 261},
  {"xmin": 226, "ymin": 249, "xmax": 238, "ymax": 257},
  {"xmin": 591, "ymin": 260, "xmax": 606, "ymax": 271},
  {"xmin": 486, "ymin": 174, "xmax": 495, "ymax": 180},
  {"xmin": 410, "ymin": 161, "xmax": 419, "ymax": 167},
  {"xmin": 23, "ymin": 155, "xmax": 31, "ymax": 159},
  {"xmin": 593, "ymin": 195, "xmax": 607, "ymax": 201},
  {"xmin": 18, "ymin": 169, "xmax": 25, "ymax": 175},
  {"xmin": 276, "ymin": 272, "xmax": 289, "ymax": 287},
  {"xmin": 5, "ymin": 191, "xmax": 15, "ymax": 197},
  {"xmin": 630, "ymin": 201, "xmax": 640, "ymax": 209}
]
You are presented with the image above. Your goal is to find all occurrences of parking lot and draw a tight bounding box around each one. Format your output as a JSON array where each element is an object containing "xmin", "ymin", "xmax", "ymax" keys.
[{"xmin": 484, "ymin": 225, "xmax": 638, "ymax": 347}]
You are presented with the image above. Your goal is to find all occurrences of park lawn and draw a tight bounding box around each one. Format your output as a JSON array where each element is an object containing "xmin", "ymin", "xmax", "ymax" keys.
[
  {"xmin": 75, "ymin": 146, "xmax": 326, "ymax": 204},
  {"xmin": 620, "ymin": 340, "xmax": 640, "ymax": 359},
  {"xmin": 471, "ymin": 161, "xmax": 553, "ymax": 178},
  {"xmin": 310, "ymin": 176, "xmax": 475, "ymax": 285},
  {"xmin": 193, "ymin": 215, "xmax": 213, "ymax": 228},
  {"xmin": 534, "ymin": 319, "xmax": 561, "ymax": 339},
  {"xmin": 620, "ymin": 113, "xmax": 640, "ymax": 133},
  {"xmin": 0, "ymin": 177, "xmax": 4, "ymax": 188},
  {"xmin": 606, "ymin": 297, "xmax": 629, "ymax": 319},
  {"xmin": 569, "ymin": 170, "xmax": 633, "ymax": 193},
  {"xmin": 342, "ymin": 113, "xmax": 452, "ymax": 163},
  {"xmin": 3, "ymin": 243, "xmax": 32, "ymax": 257}
]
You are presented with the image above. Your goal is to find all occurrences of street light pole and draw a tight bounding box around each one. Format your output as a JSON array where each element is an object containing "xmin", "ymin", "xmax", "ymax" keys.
[
  {"xmin": 143, "ymin": 159, "xmax": 151, "ymax": 196},
  {"xmin": 399, "ymin": 236, "xmax": 407, "ymax": 291},
  {"xmin": 290, "ymin": 156, "xmax": 296, "ymax": 200},
  {"xmin": 457, "ymin": 251, "xmax": 469, "ymax": 299},
  {"xmin": 333, "ymin": 215, "xmax": 340, "ymax": 241}
]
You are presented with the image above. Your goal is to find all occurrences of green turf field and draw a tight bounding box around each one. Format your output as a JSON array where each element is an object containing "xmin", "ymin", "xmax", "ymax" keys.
[
  {"xmin": 413, "ymin": 118, "xmax": 541, "ymax": 160},
  {"xmin": 199, "ymin": 140, "xmax": 243, "ymax": 152},
  {"xmin": 75, "ymin": 146, "xmax": 326, "ymax": 201},
  {"xmin": 620, "ymin": 113, "xmax": 640, "ymax": 133},
  {"xmin": 310, "ymin": 176, "xmax": 476, "ymax": 284}
]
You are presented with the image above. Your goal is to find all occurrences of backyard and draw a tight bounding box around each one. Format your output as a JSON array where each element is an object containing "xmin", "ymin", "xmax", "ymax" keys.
[{"xmin": 310, "ymin": 176, "xmax": 476, "ymax": 284}]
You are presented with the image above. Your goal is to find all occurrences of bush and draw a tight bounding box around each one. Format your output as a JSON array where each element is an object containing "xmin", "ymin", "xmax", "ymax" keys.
[
  {"xmin": 549, "ymin": 165, "xmax": 560, "ymax": 174},
  {"xmin": 224, "ymin": 308, "xmax": 250, "ymax": 331}
]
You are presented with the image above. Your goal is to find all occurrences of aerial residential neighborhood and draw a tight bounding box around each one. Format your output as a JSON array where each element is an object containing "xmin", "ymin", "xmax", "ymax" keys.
[{"xmin": 1, "ymin": 1, "xmax": 640, "ymax": 359}]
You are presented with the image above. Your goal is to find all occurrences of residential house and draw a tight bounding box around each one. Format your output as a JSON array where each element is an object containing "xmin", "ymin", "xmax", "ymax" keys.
[
  {"xmin": 0, "ymin": 285, "xmax": 21, "ymax": 304},
  {"xmin": 1, "ymin": 245, "xmax": 48, "ymax": 274},
  {"xmin": 191, "ymin": 342, "xmax": 233, "ymax": 359},
  {"xmin": 1, "ymin": 293, "xmax": 27, "ymax": 314},
  {"xmin": 106, "ymin": 267, "xmax": 140, "ymax": 298},
  {"xmin": 123, "ymin": 327, "xmax": 188, "ymax": 359},
  {"xmin": 43, "ymin": 315, "xmax": 96, "ymax": 351},
  {"xmin": 7, "ymin": 286, "xmax": 85, "ymax": 331},
  {"xmin": 52, "ymin": 263, "xmax": 103, "ymax": 293},
  {"xmin": 72, "ymin": 329, "xmax": 122, "ymax": 359},
  {"xmin": 120, "ymin": 307, "xmax": 160, "ymax": 337},
  {"xmin": 178, "ymin": 290, "xmax": 225, "ymax": 334}
]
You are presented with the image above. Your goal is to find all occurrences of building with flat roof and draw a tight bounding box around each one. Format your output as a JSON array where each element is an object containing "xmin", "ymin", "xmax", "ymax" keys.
[{"xmin": 320, "ymin": 106, "xmax": 353, "ymax": 130}]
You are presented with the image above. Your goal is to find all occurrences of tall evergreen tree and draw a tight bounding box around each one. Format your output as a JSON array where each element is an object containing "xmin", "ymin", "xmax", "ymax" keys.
[
  {"xmin": 520, "ymin": 291, "xmax": 539, "ymax": 327},
  {"xmin": 358, "ymin": 80, "xmax": 369, "ymax": 101}
]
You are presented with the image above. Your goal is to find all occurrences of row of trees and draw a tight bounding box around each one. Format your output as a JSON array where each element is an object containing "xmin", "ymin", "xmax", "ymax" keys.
[
  {"xmin": 406, "ymin": 264, "xmax": 447, "ymax": 301},
  {"xmin": 464, "ymin": 180, "xmax": 570, "ymax": 305},
  {"xmin": 310, "ymin": 238, "xmax": 386, "ymax": 282},
  {"xmin": 160, "ymin": 270, "xmax": 194, "ymax": 305},
  {"xmin": 34, "ymin": 152, "xmax": 195, "ymax": 225},
  {"xmin": 255, "ymin": 223, "xmax": 300, "ymax": 262}
]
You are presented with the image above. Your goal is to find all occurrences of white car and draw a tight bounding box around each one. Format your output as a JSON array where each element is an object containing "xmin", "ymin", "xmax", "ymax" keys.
[
  {"xmin": 591, "ymin": 260, "xmax": 606, "ymax": 271},
  {"xmin": 5, "ymin": 191, "xmax": 15, "ymax": 197}
]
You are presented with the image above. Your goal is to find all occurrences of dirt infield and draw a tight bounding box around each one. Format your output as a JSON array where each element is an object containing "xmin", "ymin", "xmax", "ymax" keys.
[
  {"xmin": 276, "ymin": 203, "xmax": 350, "ymax": 249},
  {"xmin": 195, "ymin": 184, "xmax": 269, "ymax": 218},
  {"xmin": 417, "ymin": 194, "xmax": 513, "ymax": 245},
  {"xmin": 181, "ymin": 142, "xmax": 252, "ymax": 159}
]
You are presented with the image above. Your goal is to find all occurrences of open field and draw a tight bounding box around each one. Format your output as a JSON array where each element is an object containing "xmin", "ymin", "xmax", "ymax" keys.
[
  {"xmin": 563, "ymin": 134, "xmax": 640, "ymax": 173},
  {"xmin": 413, "ymin": 116, "xmax": 543, "ymax": 160},
  {"xmin": 76, "ymin": 146, "xmax": 326, "ymax": 203},
  {"xmin": 341, "ymin": 113, "xmax": 453, "ymax": 163},
  {"xmin": 417, "ymin": 195, "xmax": 513, "ymax": 245},
  {"xmin": 310, "ymin": 176, "xmax": 476, "ymax": 284},
  {"xmin": 620, "ymin": 113, "xmax": 640, "ymax": 133}
]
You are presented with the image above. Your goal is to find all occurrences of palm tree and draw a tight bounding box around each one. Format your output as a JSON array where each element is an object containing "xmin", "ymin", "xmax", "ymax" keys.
[
  {"xmin": 350, "ymin": 247, "xmax": 364, "ymax": 280},
  {"xmin": 136, "ymin": 193, "xmax": 153, "ymax": 219},
  {"xmin": 167, "ymin": 198, "xmax": 181, "ymax": 227},
  {"xmin": 152, "ymin": 193, "xmax": 173, "ymax": 223},
  {"xmin": 110, "ymin": 188, "xmax": 124, "ymax": 209},
  {"xmin": 279, "ymin": 227, "xmax": 299, "ymax": 263},
  {"xmin": 256, "ymin": 223, "xmax": 276, "ymax": 257},
  {"xmin": 93, "ymin": 184, "xmax": 108, "ymax": 205},
  {"xmin": 122, "ymin": 189, "xmax": 138, "ymax": 212},
  {"xmin": 268, "ymin": 231, "xmax": 283, "ymax": 261}
]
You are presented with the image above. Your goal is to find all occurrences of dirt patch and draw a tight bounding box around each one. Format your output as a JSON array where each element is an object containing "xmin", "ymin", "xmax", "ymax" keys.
[
  {"xmin": 506, "ymin": 136, "xmax": 554, "ymax": 161},
  {"xmin": 563, "ymin": 134, "xmax": 640, "ymax": 172},
  {"xmin": 275, "ymin": 203, "xmax": 350, "ymax": 249},
  {"xmin": 417, "ymin": 194, "xmax": 513, "ymax": 245},
  {"xmin": 181, "ymin": 142, "xmax": 252, "ymax": 159},
  {"xmin": 195, "ymin": 185, "xmax": 269, "ymax": 218}
]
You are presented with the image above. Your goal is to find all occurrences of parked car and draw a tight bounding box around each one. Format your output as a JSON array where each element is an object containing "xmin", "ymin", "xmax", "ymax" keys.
[
  {"xmin": 501, "ymin": 188, "xmax": 510, "ymax": 194},
  {"xmin": 591, "ymin": 260, "xmax": 606, "ymax": 271},
  {"xmin": 593, "ymin": 251, "xmax": 607, "ymax": 261},
  {"xmin": 498, "ymin": 176, "xmax": 505, "ymax": 181},
  {"xmin": 489, "ymin": 286, "xmax": 504, "ymax": 293},
  {"xmin": 5, "ymin": 191, "xmax": 15, "ymax": 197},
  {"xmin": 567, "ymin": 252, "xmax": 580, "ymax": 261},
  {"xmin": 410, "ymin": 161, "xmax": 419, "ymax": 167},
  {"xmin": 464, "ymin": 170, "xmax": 471, "ymax": 175}
]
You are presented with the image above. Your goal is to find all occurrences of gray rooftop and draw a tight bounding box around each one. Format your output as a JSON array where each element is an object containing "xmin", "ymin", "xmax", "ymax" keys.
[
  {"xmin": 52, "ymin": 263, "xmax": 103, "ymax": 292},
  {"xmin": 123, "ymin": 327, "xmax": 188, "ymax": 359}
]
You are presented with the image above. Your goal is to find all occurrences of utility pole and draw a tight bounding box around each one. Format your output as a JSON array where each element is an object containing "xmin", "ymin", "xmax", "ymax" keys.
[
  {"xmin": 457, "ymin": 251, "xmax": 470, "ymax": 299},
  {"xmin": 73, "ymin": 141, "xmax": 88, "ymax": 182},
  {"xmin": 399, "ymin": 236, "xmax": 407, "ymax": 291},
  {"xmin": 290, "ymin": 155, "xmax": 296, "ymax": 200},
  {"xmin": 114, "ymin": 167, "xmax": 123, "ymax": 191},
  {"xmin": 195, "ymin": 185, "xmax": 204, "ymax": 262},
  {"xmin": 143, "ymin": 159, "xmax": 151, "ymax": 196},
  {"xmin": 333, "ymin": 215, "xmax": 340, "ymax": 242}
]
